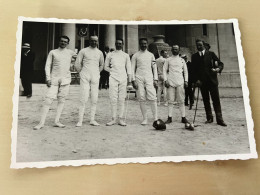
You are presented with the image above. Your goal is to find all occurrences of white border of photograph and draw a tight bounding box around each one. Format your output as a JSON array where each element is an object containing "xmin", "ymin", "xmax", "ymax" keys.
[{"xmin": 11, "ymin": 17, "xmax": 258, "ymax": 169}]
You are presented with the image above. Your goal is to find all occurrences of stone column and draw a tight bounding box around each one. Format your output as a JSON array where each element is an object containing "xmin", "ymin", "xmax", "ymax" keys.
[
  {"xmin": 61, "ymin": 23, "xmax": 76, "ymax": 50},
  {"xmin": 104, "ymin": 25, "xmax": 116, "ymax": 50},
  {"xmin": 125, "ymin": 25, "xmax": 139, "ymax": 56}
]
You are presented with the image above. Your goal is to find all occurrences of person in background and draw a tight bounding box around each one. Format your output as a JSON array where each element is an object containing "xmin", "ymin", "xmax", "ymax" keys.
[
  {"xmin": 33, "ymin": 36, "xmax": 77, "ymax": 130},
  {"xmin": 99, "ymin": 46, "xmax": 110, "ymax": 89},
  {"xmin": 20, "ymin": 43, "xmax": 35, "ymax": 98},
  {"xmin": 182, "ymin": 54, "xmax": 194, "ymax": 110},
  {"xmin": 156, "ymin": 50, "xmax": 168, "ymax": 106}
]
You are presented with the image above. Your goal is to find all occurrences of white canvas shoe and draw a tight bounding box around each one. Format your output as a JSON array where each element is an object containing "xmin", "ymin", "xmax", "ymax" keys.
[
  {"xmin": 106, "ymin": 119, "xmax": 116, "ymax": 126},
  {"xmin": 90, "ymin": 120, "xmax": 100, "ymax": 126},
  {"xmin": 54, "ymin": 122, "xmax": 66, "ymax": 128},
  {"xmin": 33, "ymin": 123, "xmax": 44, "ymax": 130}
]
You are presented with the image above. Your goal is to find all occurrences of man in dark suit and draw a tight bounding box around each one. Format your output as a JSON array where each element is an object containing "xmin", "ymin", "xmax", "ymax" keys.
[
  {"xmin": 20, "ymin": 43, "xmax": 35, "ymax": 98},
  {"xmin": 191, "ymin": 40, "xmax": 227, "ymax": 126}
]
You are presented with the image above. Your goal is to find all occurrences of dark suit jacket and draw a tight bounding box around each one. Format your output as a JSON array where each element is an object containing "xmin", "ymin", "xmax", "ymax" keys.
[
  {"xmin": 20, "ymin": 50, "xmax": 35, "ymax": 78},
  {"xmin": 191, "ymin": 50, "xmax": 223, "ymax": 86}
]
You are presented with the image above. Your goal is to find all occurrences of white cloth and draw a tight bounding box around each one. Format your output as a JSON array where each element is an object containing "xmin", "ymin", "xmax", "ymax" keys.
[
  {"xmin": 45, "ymin": 48, "xmax": 76, "ymax": 85},
  {"xmin": 75, "ymin": 47, "xmax": 104, "ymax": 76},
  {"xmin": 131, "ymin": 50, "xmax": 158, "ymax": 81},
  {"xmin": 163, "ymin": 55, "xmax": 188, "ymax": 87},
  {"xmin": 104, "ymin": 50, "xmax": 131, "ymax": 82},
  {"xmin": 109, "ymin": 77, "xmax": 127, "ymax": 118}
]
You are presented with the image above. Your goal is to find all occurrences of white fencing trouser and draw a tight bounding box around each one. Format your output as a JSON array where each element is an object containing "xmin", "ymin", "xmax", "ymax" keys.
[
  {"xmin": 135, "ymin": 76, "xmax": 158, "ymax": 121},
  {"xmin": 39, "ymin": 84, "xmax": 70, "ymax": 125},
  {"xmin": 157, "ymin": 75, "xmax": 167, "ymax": 102},
  {"xmin": 109, "ymin": 77, "xmax": 127, "ymax": 119},
  {"xmin": 167, "ymin": 84, "xmax": 185, "ymax": 117},
  {"xmin": 78, "ymin": 72, "xmax": 100, "ymax": 123}
]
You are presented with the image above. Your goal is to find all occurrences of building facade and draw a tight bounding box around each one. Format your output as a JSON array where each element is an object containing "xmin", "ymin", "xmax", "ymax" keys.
[{"xmin": 22, "ymin": 22, "xmax": 240, "ymax": 87}]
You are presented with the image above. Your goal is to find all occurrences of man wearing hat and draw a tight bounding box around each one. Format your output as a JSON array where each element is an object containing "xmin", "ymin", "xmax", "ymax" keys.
[
  {"xmin": 20, "ymin": 43, "xmax": 35, "ymax": 98},
  {"xmin": 104, "ymin": 38, "xmax": 132, "ymax": 126},
  {"xmin": 131, "ymin": 38, "xmax": 158, "ymax": 125},
  {"xmin": 163, "ymin": 45, "xmax": 189, "ymax": 124},
  {"xmin": 33, "ymin": 36, "xmax": 77, "ymax": 130},
  {"xmin": 75, "ymin": 36, "xmax": 104, "ymax": 127},
  {"xmin": 191, "ymin": 39, "xmax": 227, "ymax": 126}
]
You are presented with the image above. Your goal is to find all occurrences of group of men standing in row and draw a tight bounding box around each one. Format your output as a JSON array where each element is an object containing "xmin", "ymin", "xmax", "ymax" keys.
[{"xmin": 32, "ymin": 34, "xmax": 227, "ymax": 130}]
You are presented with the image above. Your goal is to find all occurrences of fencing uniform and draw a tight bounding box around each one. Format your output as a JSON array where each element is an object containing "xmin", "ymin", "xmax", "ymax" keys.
[
  {"xmin": 75, "ymin": 46, "xmax": 104, "ymax": 126},
  {"xmin": 163, "ymin": 55, "xmax": 188, "ymax": 119},
  {"xmin": 34, "ymin": 48, "xmax": 76, "ymax": 130},
  {"xmin": 156, "ymin": 56, "xmax": 167, "ymax": 104},
  {"xmin": 131, "ymin": 50, "xmax": 158, "ymax": 125},
  {"xmin": 104, "ymin": 50, "xmax": 131, "ymax": 125}
]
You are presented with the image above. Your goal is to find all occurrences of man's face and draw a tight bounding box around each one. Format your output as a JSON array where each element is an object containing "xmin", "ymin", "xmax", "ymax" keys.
[
  {"xmin": 59, "ymin": 38, "xmax": 69, "ymax": 48},
  {"xmin": 172, "ymin": 46, "xmax": 179, "ymax": 56},
  {"xmin": 140, "ymin": 40, "xmax": 148, "ymax": 51},
  {"xmin": 115, "ymin": 40, "xmax": 123, "ymax": 50},
  {"xmin": 162, "ymin": 51, "xmax": 168, "ymax": 58},
  {"xmin": 90, "ymin": 39, "xmax": 98, "ymax": 48},
  {"xmin": 196, "ymin": 41, "xmax": 205, "ymax": 51}
]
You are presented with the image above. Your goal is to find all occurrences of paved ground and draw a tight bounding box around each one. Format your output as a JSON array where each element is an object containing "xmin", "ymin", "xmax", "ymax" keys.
[{"xmin": 16, "ymin": 84, "xmax": 250, "ymax": 162}]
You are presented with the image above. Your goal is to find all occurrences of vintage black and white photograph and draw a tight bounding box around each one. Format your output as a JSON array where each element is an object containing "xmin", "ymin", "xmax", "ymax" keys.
[{"xmin": 11, "ymin": 17, "xmax": 257, "ymax": 168}]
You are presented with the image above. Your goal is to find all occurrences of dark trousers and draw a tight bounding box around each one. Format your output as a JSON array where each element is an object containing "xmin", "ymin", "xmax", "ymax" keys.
[
  {"xmin": 185, "ymin": 82, "xmax": 194, "ymax": 105},
  {"xmin": 200, "ymin": 83, "xmax": 223, "ymax": 122},
  {"xmin": 21, "ymin": 76, "xmax": 32, "ymax": 96}
]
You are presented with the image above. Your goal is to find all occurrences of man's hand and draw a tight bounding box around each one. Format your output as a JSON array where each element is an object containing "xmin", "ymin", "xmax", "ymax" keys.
[
  {"xmin": 46, "ymin": 80, "xmax": 51, "ymax": 87},
  {"xmin": 195, "ymin": 80, "xmax": 201, "ymax": 87},
  {"xmin": 132, "ymin": 80, "xmax": 138, "ymax": 90},
  {"xmin": 211, "ymin": 68, "xmax": 220, "ymax": 73},
  {"xmin": 153, "ymin": 80, "xmax": 158, "ymax": 89},
  {"xmin": 164, "ymin": 80, "xmax": 170, "ymax": 88},
  {"xmin": 184, "ymin": 81, "xmax": 188, "ymax": 88}
]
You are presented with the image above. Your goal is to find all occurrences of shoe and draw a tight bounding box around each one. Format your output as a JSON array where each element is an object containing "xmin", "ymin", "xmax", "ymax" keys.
[
  {"xmin": 181, "ymin": 117, "xmax": 189, "ymax": 124},
  {"xmin": 185, "ymin": 102, "xmax": 189, "ymax": 106},
  {"xmin": 205, "ymin": 118, "xmax": 213, "ymax": 124},
  {"xmin": 118, "ymin": 119, "xmax": 127, "ymax": 126},
  {"xmin": 27, "ymin": 94, "xmax": 32, "ymax": 98},
  {"xmin": 106, "ymin": 119, "xmax": 116, "ymax": 126},
  {"xmin": 164, "ymin": 102, "xmax": 168, "ymax": 106},
  {"xmin": 33, "ymin": 124, "xmax": 44, "ymax": 130},
  {"xmin": 165, "ymin": 116, "xmax": 172, "ymax": 124},
  {"xmin": 76, "ymin": 121, "xmax": 82, "ymax": 127},
  {"xmin": 189, "ymin": 105, "xmax": 192, "ymax": 110},
  {"xmin": 217, "ymin": 120, "xmax": 227, "ymax": 127},
  {"xmin": 141, "ymin": 118, "xmax": 148, "ymax": 125},
  {"xmin": 54, "ymin": 122, "xmax": 66, "ymax": 128},
  {"xmin": 90, "ymin": 120, "xmax": 100, "ymax": 126}
]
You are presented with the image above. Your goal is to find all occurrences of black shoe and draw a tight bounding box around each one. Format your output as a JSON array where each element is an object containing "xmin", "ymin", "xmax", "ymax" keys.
[
  {"xmin": 181, "ymin": 117, "xmax": 189, "ymax": 124},
  {"xmin": 217, "ymin": 120, "xmax": 227, "ymax": 127},
  {"xmin": 185, "ymin": 103, "xmax": 189, "ymax": 106},
  {"xmin": 189, "ymin": 104, "xmax": 193, "ymax": 110},
  {"xmin": 205, "ymin": 118, "xmax": 213, "ymax": 124},
  {"xmin": 27, "ymin": 94, "xmax": 32, "ymax": 98},
  {"xmin": 165, "ymin": 116, "xmax": 172, "ymax": 124}
]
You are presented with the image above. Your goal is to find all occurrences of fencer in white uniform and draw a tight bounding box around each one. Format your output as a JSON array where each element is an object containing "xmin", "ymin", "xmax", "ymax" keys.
[
  {"xmin": 104, "ymin": 39, "xmax": 132, "ymax": 126},
  {"xmin": 33, "ymin": 36, "xmax": 77, "ymax": 130},
  {"xmin": 131, "ymin": 38, "xmax": 158, "ymax": 125},
  {"xmin": 75, "ymin": 36, "xmax": 104, "ymax": 126},
  {"xmin": 163, "ymin": 45, "xmax": 189, "ymax": 124}
]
